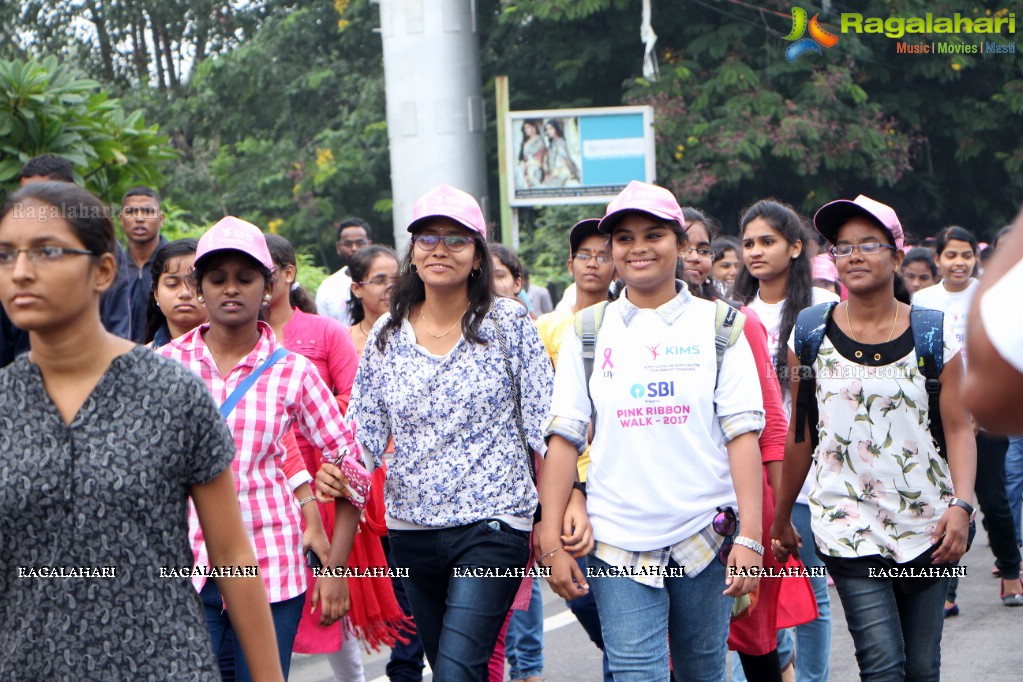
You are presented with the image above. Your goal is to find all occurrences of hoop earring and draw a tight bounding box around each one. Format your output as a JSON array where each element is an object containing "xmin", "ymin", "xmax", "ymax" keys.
[{"xmin": 470, "ymin": 267, "xmax": 482, "ymax": 279}]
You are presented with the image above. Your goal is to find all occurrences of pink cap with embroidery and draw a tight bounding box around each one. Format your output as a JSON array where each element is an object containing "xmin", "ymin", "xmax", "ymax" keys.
[
  {"xmin": 813, "ymin": 195, "xmax": 904, "ymax": 251},
  {"xmin": 195, "ymin": 216, "xmax": 273, "ymax": 269},
  {"xmin": 598, "ymin": 180, "xmax": 687, "ymax": 233},
  {"xmin": 406, "ymin": 184, "xmax": 487, "ymax": 238},
  {"xmin": 812, "ymin": 254, "xmax": 839, "ymax": 282}
]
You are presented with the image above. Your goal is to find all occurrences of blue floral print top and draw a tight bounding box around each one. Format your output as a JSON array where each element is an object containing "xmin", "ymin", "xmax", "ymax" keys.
[{"xmin": 350, "ymin": 298, "xmax": 553, "ymax": 530}]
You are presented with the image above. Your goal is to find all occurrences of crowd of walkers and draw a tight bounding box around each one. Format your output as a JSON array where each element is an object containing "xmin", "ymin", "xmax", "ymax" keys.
[{"xmin": 2, "ymin": 153, "xmax": 1023, "ymax": 682}]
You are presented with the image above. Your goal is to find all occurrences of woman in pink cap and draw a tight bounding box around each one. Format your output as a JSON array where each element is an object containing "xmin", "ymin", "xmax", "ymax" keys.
[
  {"xmin": 773, "ymin": 195, "xmax": 976, "ymax": 682},
  {"xmin": 157, "ymin": 216, "xmax": 368, "ymax": 682},
  {"xmin": 541, "ymin": 180, "xmax": 765, "ymax": 681},
  {"xmin": 316, "ymin": 184, "xmax": 564, "ymax": 682}
]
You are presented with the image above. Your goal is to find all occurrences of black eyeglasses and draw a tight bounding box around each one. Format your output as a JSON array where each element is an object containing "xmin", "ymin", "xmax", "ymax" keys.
[
  {"xmin": 357, "ymin": 275, "xmax": 397, "ymax": 287},
  {"xmin": 713, "ymin": 506, "xmax": 737, "ymax": 566},
  {"xmin": 686, "ymin": 247, "xmax": 715, "ymax": 259},
  {"xmin": 829, "ymin": 242, "xmax": 896, "ymax": 258},
  {"xmin": 413, "ymin": 234, "xmax": 473, "ymax": 252},
  {"xmin": 572, "ymin": 252, "xmax": 613, "ymax": 265},
  {"xmin": 0, "ymin": 246, "xmax": 97, "ymax": 267}
]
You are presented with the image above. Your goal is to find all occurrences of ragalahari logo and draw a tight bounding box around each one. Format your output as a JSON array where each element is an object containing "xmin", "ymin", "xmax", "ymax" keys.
[{"xmin": 784, "ymin": 7, "xmax": 839, "ymax": 62}]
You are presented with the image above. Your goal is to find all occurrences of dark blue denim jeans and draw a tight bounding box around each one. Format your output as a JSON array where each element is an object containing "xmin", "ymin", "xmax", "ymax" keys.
[
  {"xmin": 389, "ymin": 520, "xmax": 531, "ymax": 682},
  {"xmin": 833, "ymin": 573, "xmax": 949, "ymax": 682},
  {"xmin": 565, "ymin": 556, "xmax": 613, "ymax": 682},
  {"xmin": 200, "ymin": 579, "xmax": 304, "ymax": 682}
]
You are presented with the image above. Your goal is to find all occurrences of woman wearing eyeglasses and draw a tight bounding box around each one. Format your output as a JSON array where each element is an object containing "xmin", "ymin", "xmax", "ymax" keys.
[
  {"xmin": 315, "ymin": 184, "xmax": 555, "ymax": 682},
  {"xmin": 541, "ymin": 181, "xmax": 765, "ymax": 682},
  {"xmin": 772, "ymin": 195, "xmax": 976, "ymax": 682},
  {"xmin": 0, "ymin": 182, "xmax": 283, "ymax": 680},
  {"xmin": 348, "ymin": 245, "xmax": 399, "ymax": 356}
]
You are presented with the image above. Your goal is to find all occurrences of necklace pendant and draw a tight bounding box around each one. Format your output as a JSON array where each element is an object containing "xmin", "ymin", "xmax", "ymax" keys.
[{"xmin": 854, "ymin": 350, "xmax": 863, "ymax": 359}]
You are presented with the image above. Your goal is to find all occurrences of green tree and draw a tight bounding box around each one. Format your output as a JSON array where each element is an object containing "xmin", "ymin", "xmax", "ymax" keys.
[{"xmin": 0, "ymin": 56, "xmax": 176, "ymax": 201}]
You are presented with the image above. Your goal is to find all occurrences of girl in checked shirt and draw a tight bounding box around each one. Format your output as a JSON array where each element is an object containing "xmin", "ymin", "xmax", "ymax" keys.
[{"xmin": 158, "ymin": 216, "xmax": 368, "ymax": 682}]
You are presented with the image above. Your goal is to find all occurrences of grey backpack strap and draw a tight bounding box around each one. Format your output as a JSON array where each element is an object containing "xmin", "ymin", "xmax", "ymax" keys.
[{"xmin": 573, "ymin": 301, "xmax": 608, "ymax": 431}]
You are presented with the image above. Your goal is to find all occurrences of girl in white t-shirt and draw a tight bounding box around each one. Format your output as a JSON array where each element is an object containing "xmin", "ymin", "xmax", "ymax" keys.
[
  {"xmin": 541, "ymin": 181, "xmax": 765, "ymax": 682},
  {"xmin": 911, "ymin": 226, "xmax": 981, "ymax": 355},
  {"xmin": 732, "ymin": 199, "xmax": 836, "ymax": 682}
]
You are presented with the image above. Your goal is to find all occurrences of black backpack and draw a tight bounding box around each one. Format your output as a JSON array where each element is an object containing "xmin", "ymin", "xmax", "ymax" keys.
[{"xmin": 792, "ymin": 302, "xmax": 947, "ymax": 458}]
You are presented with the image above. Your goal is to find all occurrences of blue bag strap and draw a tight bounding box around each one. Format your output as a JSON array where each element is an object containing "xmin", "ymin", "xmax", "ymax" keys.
[
  {"xmin": 219, "ymin": 347, "xmax": 290, "ymax": 419},
  {"xmin": 793, "ymin": 302, "xmax": 837, "ymax": 446},
  {"xmin": 910, "ymin": 306, "xmax": 946, "ymax": 459}
]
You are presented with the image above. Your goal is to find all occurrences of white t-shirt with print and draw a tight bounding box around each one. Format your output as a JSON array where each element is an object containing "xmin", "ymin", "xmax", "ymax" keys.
[
  {"xmin": 549, "ymin": 295, "xmax": 765, "ymax": 551},
  {"xmin": 786, "ymin": 320, "xmax": 961, "ymax": 563},
  {"xmin": 749, "ymin": 286, "xmax": 840, "ymax": 502},
  {"xmin": 912, "ymin": 278, "xmax": 979, "ymax": 364},
  {"xmin": 980, "ymin": 260, "xmax": 1023, "ymax": 374}
]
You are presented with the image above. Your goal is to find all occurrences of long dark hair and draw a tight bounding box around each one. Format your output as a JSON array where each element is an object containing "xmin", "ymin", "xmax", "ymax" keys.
[
  {"xmin": 519, "ymin": 118, "xmax": 543, "ymax": 162},
  {"xmin": 348, "ymin": 245, "xmax": 398, "ymax": 324},
  {"xmin": 265, "ymin": 234, "xmax": 316, "ymax": 314},
  {"xmin": 145, "ymin": 238, "xmax": 199, "ymax": 343},
  {"xmin": 733, "ymin": 199, "xmax": 813, "ymax": 387},
  {"xmin": 377, "ymin": 231, "xmax": 494, "ymax": 351}
]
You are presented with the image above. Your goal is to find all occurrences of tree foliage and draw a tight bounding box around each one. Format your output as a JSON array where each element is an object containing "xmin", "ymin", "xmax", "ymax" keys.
[{"xmin": 0, "ymin": 55, "xmax": 176, "ymax": 201}]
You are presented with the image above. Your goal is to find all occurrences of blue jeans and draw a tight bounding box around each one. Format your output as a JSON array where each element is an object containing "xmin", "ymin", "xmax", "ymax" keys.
[
  {"xmin": 589, "ymin": 555, "xmax": 731, "ymax": 682},
  {"xmin": 565, "ymin": 556, "xmax": 613, "ymax": 682},
  {"xmin": 1006, "ymin": 436, "xmax": 1023, "ymax": 547},
  {"xmin": 388, "ymin": 520, "xmax": 531, "ymax": 682},
  {"xmin": 832, "ymin": 574, "xmax": 948, "ymax": 682},
  {"xmin": 200, "ymin": 579, "xmax": 304, "ymax": 682},
  {"xmin": 506, "ymin": 578, "xmax": 544, "ymax": 679},
  {"xmin": 382, "ymin": 537, "xmax": 425, "ymax": 682}
]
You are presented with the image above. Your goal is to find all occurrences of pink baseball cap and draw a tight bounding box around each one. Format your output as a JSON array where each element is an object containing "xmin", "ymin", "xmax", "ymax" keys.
[
  {"xmin": 812, "ymin": 254, "xmax": 839, "ymax": 282},
  {"xmin": 597, "ymin": 180, "xmax": 687, "ymax": 233},
  {"xmin": 195, "ymin": 216, "xmax": 273, "ymax": 270},
  {"xmin": 406, "ymin": 184, "xmax": 487, "ymax": 238},
  {"xmin": 813, "ymin": 195, "xmax": 904, "ymax": 251}
]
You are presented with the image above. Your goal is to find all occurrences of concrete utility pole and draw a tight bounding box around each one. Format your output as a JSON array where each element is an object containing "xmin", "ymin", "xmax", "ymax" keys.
[{"xmin": 378, "ymin": 0, "xmax": 489, "ymax": 249}]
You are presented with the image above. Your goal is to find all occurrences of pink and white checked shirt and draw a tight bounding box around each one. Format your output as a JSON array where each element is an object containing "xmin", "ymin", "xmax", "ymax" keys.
[{"xmin": 158, "ymin": 322, "xmax": 356, "ymax": 602}]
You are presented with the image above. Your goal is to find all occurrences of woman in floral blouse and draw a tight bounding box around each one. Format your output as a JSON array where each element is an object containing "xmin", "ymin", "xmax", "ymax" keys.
[
  {"xmin": 772, "ymin": 195, "xmax": 976, "ymax": 682},
  {"xmin": 315, "ymin": 184, "xmax": 575, "ymax": 682}
]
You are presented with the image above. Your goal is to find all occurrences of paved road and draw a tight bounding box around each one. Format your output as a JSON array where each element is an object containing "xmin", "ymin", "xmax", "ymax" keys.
[{"xmin": 291, "ymin": 523, "xmax": 1023, "ymax": 681}]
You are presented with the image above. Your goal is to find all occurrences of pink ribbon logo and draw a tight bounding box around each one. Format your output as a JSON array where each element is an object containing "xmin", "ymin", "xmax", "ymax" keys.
[{"xmin": 601, "ymin": 348, "xmax": 614, "ymax": 370}]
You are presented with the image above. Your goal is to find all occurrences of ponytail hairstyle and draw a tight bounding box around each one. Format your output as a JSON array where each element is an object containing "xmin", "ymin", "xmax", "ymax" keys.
[
  {"xmin": 265, "ymin": 234, "xmax": 317, "ymax": 314},
  {"xmin": 733, "ymin": 199, "xmax": 813, "ymax": 387},
  {"xmin": 377, "ymin": 231, "xmax": 495, "ymax": 351},
  {"xmin": 145, "ymin": 238, "xmax": 199, "ymax": 343},
  {"xmin": 347, "ymin": 245, "xmax": 399, "ymax": 324}
]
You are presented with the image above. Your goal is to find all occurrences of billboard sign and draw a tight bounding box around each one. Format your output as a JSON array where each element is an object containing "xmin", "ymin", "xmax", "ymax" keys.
[{"xmin": 505, "ymin": 106, "xmax": 656, "ymax": 207}]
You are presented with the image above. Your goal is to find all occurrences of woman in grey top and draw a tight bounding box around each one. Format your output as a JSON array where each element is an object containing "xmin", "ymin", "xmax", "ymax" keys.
[{"xmin": 0, "ymin": 182, "xmax": 282, "ymax": 681}]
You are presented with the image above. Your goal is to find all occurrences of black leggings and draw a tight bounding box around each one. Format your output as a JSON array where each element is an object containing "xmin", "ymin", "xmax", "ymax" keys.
[
  {"xmin": 948, "ymin": 432, "xmax": 1021, "ymax": 601},
  {"xmin": 738, "ymin": 650, "xmax": 783, "ymax": 682}
]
